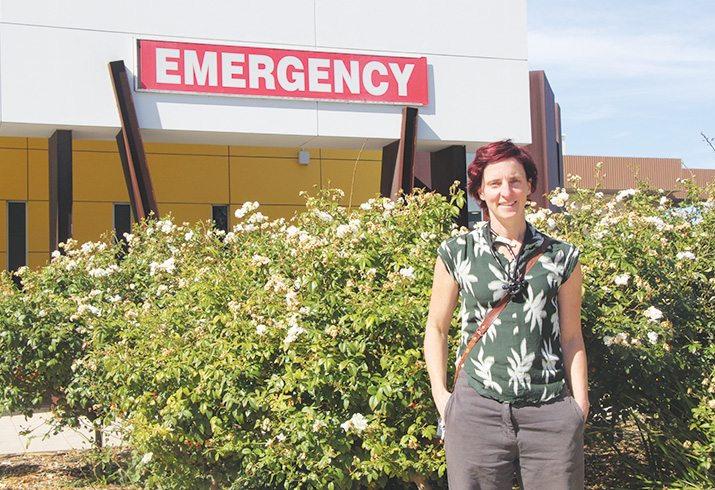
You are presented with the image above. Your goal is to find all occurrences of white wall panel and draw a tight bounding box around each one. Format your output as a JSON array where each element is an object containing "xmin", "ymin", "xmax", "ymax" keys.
[
  {"xmin": 138, "ymin": 95, "xmax": 320, "ymax": 137},
  {"xmin": 0, "ymin": 24, "xmax": 126, "ymax": 128},
  {"xmin": 0, "ymin": 0, "xmax": 531, "ymax": 148},
  {"xmin": 314, "ymin": 0, "xmax": 527, "ymax": 60},
  {"xmin": 418, "ymin": 56, "xmax": 531, "ymax": 149},
  {"xmin": 313, "ymin": 102, "xmax": 404, "ymax": 145},
  {"xmin": 0, "ymin": 0, "xmax": 317, "ymax": 48}
]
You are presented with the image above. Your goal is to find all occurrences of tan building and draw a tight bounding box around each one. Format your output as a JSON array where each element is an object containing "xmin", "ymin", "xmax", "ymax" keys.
[
  {"xmin": 1, "ymin": 1, "xmax": 568, "ymax": 274},
  {"xmin": 563, "ymin": 155, "xmax": 715, "ymax": 200}
]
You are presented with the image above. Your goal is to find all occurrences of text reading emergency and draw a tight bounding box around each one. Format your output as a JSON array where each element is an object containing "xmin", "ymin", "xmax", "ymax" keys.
[{"xmin": 138, "ymin": 40, "xmax": 429, "ymax": 106}]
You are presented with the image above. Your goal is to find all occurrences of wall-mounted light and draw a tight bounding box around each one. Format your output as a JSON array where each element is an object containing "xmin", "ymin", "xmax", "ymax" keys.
[{"xmin": 298, "ymin": 150, "xmax": 310, "ymax": 165}]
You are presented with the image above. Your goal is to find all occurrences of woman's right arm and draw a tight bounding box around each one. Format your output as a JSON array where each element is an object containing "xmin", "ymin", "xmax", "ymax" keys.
[{"xmin": 424, "ymin": 257, "xmax": 460, "ymax": 417}]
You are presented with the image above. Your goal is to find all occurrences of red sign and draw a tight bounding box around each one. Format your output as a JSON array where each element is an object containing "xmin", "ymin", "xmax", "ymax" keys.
[{"xmin": 137, "ymin": 39, "xmax": 429, "ymax": 106}]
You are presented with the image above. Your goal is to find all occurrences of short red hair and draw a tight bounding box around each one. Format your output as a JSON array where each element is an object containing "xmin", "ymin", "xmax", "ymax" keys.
[{"xmin": 467, "ymin": 140, "xmax": 538, "ymax": 213}]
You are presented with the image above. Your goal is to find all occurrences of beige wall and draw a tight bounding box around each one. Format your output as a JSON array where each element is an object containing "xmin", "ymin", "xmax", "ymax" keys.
[{"xmin": 564, "ymin": 155, "xmax": 715, "ymax": 199}]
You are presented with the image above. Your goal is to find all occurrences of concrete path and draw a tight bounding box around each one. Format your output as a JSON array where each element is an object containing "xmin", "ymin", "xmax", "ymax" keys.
[{"xmin": 0, "ymin": 409, "xmax": 122, "ymax": 455}]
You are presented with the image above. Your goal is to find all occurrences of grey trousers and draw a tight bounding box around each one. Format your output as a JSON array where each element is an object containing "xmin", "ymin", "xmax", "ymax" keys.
[{"xmin": 444, "ymin": 372, "xmax": 585, "ymax": 490}]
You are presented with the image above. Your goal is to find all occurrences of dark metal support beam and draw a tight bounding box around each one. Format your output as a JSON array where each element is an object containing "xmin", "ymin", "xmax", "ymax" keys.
[
  {"xmin": 430, "ymin": 145, "xmax": 468, "ymax": 228},
  {"xmin": 108, "ymin": 60, "xmax": 158, "ymax": 222},
  {"xmin": 398, "ymin": 106, "xmax": 419, "ymax": 195},
  {"xmin": 380, "ymin": 141, "xmax": 399, "ymax": 198},
  {"xmin": 380, "ymin": 107, "xmax": 419, "ymax": 199},
  {"xmin": 48, "ymin": 129, "xmax": 73, "ymax": 252}
]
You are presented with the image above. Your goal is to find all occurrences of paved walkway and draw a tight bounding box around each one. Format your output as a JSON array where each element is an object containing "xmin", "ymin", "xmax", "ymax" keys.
[{"xmin": 0, "ymin": 409, "xmax": 122, "ymax": 455}]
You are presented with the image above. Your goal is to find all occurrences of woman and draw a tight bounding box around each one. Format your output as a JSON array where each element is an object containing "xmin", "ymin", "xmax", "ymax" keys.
[{"xmin": 424, "ymin": 140, "xmax": 589, "ymax": 489}]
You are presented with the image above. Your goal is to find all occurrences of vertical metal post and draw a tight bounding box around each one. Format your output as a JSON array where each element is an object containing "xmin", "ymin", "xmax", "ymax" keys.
[
  {"xmin": 49, "ymin": 129, "xmax": 73, "ymax": 252},
  {"xmin": 380, "ymin": 107, "xmax": 419, "ymax": 200}
]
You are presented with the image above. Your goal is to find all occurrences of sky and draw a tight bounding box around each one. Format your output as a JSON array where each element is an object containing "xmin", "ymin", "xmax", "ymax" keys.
[{"xmin": 526, "ymin": 0, "xmax": 715, "ymax": 169}]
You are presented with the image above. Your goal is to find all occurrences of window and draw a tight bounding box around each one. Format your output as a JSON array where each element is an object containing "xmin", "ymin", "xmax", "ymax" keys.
[
  {"xmin": 113, "ymin": 203, "xmax": 132, "ymax": 257},
  {"xmin": 7, "ymin": 202, "xmax": 27, "ymax": 286},
  {"xmin": 212, "ymin": 205, "xmax": 229, "ymax": 233},
  {"xmin": 113, "ymin": 203, "xmax": 132, "ymax": 241}
]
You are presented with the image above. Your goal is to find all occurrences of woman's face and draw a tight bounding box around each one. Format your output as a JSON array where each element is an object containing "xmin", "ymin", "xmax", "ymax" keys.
[{"xmin": 478, "ymin": 158, "xmax": 531, "ymax": 224}]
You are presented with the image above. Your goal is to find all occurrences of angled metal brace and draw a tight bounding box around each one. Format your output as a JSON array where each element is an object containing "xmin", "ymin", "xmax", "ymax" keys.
[{"xmin": 108, "ymin": 60, "xmax": 158, "ymax": 222}]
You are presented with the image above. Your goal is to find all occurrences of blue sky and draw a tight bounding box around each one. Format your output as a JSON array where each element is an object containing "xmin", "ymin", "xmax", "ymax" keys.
[{"xmin": 527, "ymin": 0, "xmax": 715, "ymax": 169}]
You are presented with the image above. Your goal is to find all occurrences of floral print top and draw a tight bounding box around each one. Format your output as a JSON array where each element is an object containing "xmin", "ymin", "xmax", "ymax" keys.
[{"xmin": 437, "ymin": 221, "xmax": 580, "ymax": 403}]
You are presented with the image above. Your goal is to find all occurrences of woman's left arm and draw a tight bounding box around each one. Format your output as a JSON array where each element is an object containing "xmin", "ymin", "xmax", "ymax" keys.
[{"xmin": 559, "ymin": 262, "xmax": 590, "ymax": 419}]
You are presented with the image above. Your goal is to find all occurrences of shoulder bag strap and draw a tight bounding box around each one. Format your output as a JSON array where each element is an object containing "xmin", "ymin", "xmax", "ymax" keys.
[{"xmin": 451, "ymin": 237, "xmax": 552, "ymax": 390}]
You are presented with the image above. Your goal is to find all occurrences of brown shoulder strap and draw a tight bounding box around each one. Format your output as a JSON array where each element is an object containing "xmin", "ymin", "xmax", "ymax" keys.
[{"xmin": 451, "ymin": 238, "xmax": 552, "ymax": 390}]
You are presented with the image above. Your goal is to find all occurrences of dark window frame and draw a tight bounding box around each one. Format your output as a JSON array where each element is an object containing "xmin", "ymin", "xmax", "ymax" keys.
[
  {"xmin": 113, "ymin": 203, "xmax": 133, "ymax": 242},
  {"xmin": 212, "ymin": 204, "xmax": 229, "ymax": 233},
  {"xmin": 7, "ymin": 202, "xmax": 27, "ymax": 282}
]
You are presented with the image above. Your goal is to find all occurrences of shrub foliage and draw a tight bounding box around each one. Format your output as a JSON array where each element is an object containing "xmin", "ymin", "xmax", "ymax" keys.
[
  {"xmin": 532, "ymin": 176, "xmax": 715, "ymax": 486},
  {"xmin": 1, "ymin": 189, "xmax": 462, "ymax": 489},
  {"xmin": 1, "ymin": 179, "xmax": 715, "ymax": 488}
]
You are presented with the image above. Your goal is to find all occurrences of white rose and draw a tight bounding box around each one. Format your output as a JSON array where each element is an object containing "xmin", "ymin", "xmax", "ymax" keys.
[
  {"xmin": 399, "ymin": 266, "xmax": 416, "ymax": 281},
  {"xmin": 614, "ymin": 273, "xmax": 630, "ymax": 286},
  {"xmin": 644, "ymin": 306, "xmax": 663, "ymax": 322}
]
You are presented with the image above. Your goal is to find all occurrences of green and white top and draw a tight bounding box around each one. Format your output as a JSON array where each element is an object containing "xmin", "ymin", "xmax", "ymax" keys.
[{"xmin": 437, "ymin": 221, "xmax": 580, "ymax": 404}]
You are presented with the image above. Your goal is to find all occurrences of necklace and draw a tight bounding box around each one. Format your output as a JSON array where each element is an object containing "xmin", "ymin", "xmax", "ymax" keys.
[{"xmin": 488, "ymin": 223, "xmax": 528, "ymax": 298}]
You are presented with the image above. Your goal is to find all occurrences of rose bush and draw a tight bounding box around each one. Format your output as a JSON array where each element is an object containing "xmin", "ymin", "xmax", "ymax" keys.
[
  {"xmin": 1, "ymin": 187, "xmax": 465, "ymax": 489},
  {"xmin": 528, "ymin": 174, "xmax": 715, "ymax": 487},
  {"xmin": 2, "ymin": 175, "xmax": 715, "ymax": 488}
]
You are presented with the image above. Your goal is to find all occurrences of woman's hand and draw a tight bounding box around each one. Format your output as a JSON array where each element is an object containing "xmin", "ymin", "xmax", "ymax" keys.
[
  {"xmin": 435, "ymin": 390, "xmax": 452, "ymax": 418},
  {"xmin": 575, "ymin": 397, "xmax": 590, "ymax": 421}
]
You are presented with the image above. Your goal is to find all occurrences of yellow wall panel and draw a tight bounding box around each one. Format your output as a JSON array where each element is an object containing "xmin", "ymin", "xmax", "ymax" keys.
[
  {"xmin": 230, "ymin": 156, "xmax": 320, "ymax": 205},
  {"xmin": 0, "ymin": 149, "xmax": 28, "ymax": 200},
  {"xmin": 28, "ymin": 138, "xmax": 48, "ymax": 150},
  {"xmin": 149, "ymin": 154, "xmax": 229, "ymax": 204},
  {"xmin": 320, "ymin": 149, "xmax": 382, "ymax": 162},
  {"xmin": 73, "ymin": 140, "xmax": 118, "ymax": 152},
  {"xmin": 28, "ymin": 252, "xmax": 49, "ymax": 270},
  {"xmin": 27, "ymin": 201, "xmax": 49, "ymax": 254},
  {"xmin": 74, "ymin": 151, "xmax": 129, "ymax": 202},
  {"xmin": 73, "ymin": 202, "xmax": 115, "ymax": 245},
  {"xmin": 0, "ymin": 253, "xmax": 5, "ymax": 270},
  {"xmin": 230, "ymin": 146, "xmax": 317, "ymax": 159},
  {"xmin": 321, "ymin": 159, "xmax": 381, "ymax": 206},
  {"xmin": 28, "ymin": 149, "xmax": 49, "ymax": 201},
  {"xmin": 158, "ymin": 203, "xmax": 212, "ymax": 227},
  {"xmin": 146, "ymin": 142, "xmax": 228, "ymax": 157},
  {"xmin": 0, "ymin": 137, "xmax": 27, "ymax": 149},
  {"xmin": 0, "ymin": 200, "xmax": 5, "ymax": 254}
]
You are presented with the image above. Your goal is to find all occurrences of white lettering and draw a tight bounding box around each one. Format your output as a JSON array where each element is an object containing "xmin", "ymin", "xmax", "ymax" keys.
[
  {"xmin": 248, "ymin": 54, "xmax": 276, "ymax": 90},
  {"xmin": 145, "ymin": 41, "xmax": 426, "ymax": 103},
  {"xmin": 308, "ymin": 58, "xmax": 331, "ymax": 93},
  {"xmin": 221, "ymin": 53, "xmax": 246, "ymax": 88},
  {"xmin": 156, "ymin": 48, "xmax": 181, "ymax": 84},
  {"xmin": 277, "ymin": 56, "xmax": 305, "ymax": 92},
  {"xmin": 363, "ymin": 61, "xmax": 388, "ymax": 96},
  {"xmin": 184, "ymin": 50, "xmax": 218, "ymax": 86},
  {"xmin": 334, "ymin": 60, "xmax": 360, "ymax": 94},
  {"xmin": 388, "ymin": 63, "xmax": 415, "ymax": 97}
]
